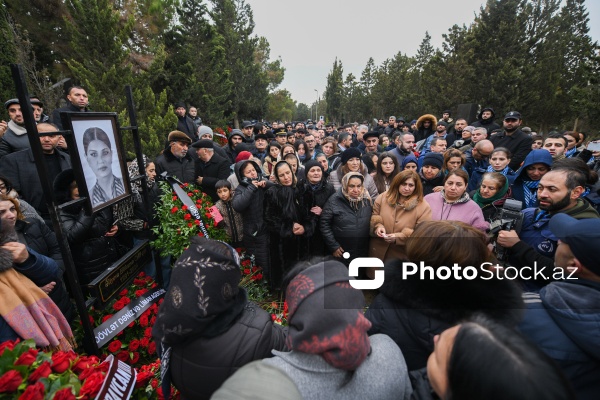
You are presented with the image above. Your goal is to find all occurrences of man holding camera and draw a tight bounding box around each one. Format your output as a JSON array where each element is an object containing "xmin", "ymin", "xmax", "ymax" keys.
[
  {"xmin": 497, "ymin": 167, "xmax": 599, "ymax": 282},
  {"xmin": 519, "ymin": 214, "xmax": 600, "ymax": 400}
]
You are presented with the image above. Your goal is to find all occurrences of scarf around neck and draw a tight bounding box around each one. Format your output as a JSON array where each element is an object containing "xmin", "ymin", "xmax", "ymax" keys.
[
  {"xmin": 473, "ymin": 178, "xmax": 509, "ymax": 207},
  {"xmin": 441, "ymin": 189, "xmax": 470, "ymax": 205},
  {"xmin": 7, "ymin": 120, "xmax": 26, "ymax": 136},
  {"xmin": 487, "ymin": 165, "xmax": 510, "ymax": 176},
  {"xmin": 522, "ymin": 180, "xmax": 540, "ymax": 208},
  {"xmin": 0, "ymin": 250, "xmax": 74, "ymax": 351}
]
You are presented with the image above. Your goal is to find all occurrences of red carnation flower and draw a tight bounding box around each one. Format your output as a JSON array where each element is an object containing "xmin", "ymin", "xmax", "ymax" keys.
[
  {"xmin": 170, "ymin": 206, "xmax": 178, "ymax": 214},
  {"xmin": 102, "ymin": 314, "xmax": 113, "ymax": 323},
  {"xmin": 144, "ymin": 327, "xmax": 153, "ymax": 338},
  {"xmin": 172, "ymin": 196, "xmax": 178, "ymax": 201},
  {"xmin": 119, "ymin": 289, "xmax": 128, "ymax": 296},
  {"xmin": 129, "ymin": 339, "xmax": 140, "ymax": 352},
  {"xmin": 181, "ymin": 205, "xmax": 187, "ymax": 211},
  {"xmin": 113, "ymin": 300, "xmax": 125, "ymax": 311},
  {"xmin": 140, "ymin": 337, "xmax": 150, "ymax": 348},
  {"xmin": 116, "ymin": 351, "xmax": 130, "ymax": 363},
  {"xmin": 243, "ymin": 269, "xmax": 250, "ymax": 275},
  {"xmin": 188, "ymin": 193, "xmax": 193, "ymax": 197},
  {"xmin": 148, "ymin": 342, "xmax": 156, "ymax": 355},
  {"xmin": 107, "ymin": 340, "xmax": 122, "ymax": 353},
  {"xmin": 140, "ymin": 315, "xmax": 149, "ymax": 327},
  {"xmin": 184, "ymin": 213, "xmax": 191, "ymax": 220}
]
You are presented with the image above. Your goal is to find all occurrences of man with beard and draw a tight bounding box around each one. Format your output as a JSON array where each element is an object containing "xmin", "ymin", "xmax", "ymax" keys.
[
  {"xmin": 155, "ymin": 131, "xmax": 195, "ymax": 183},
  {"xmin": 422, "ymin": 120, "xmax": 455, "ymax": 152},
  {"xmin": 472, "ymin": 107, "xmax": 501, "ymax": 134},
  {"xmin": 497, "ymin": 167, "xmax": 599, "ymax": 282},
  {"xmin": 389, "ymin": 132, "xmax": 415, "ymax": 165},
  {"xmin": 490, "ymin": 111, "xmax": 532, "ymax": 170}
]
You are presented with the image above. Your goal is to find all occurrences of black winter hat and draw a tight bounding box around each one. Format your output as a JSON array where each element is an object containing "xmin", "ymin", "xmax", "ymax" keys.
[
  {"xmin": 340, "ymin": 147, "xmax": 362, "ymax": 165},
  {"xmin": 423, "ymin": 153, "xmax": 444, "ymax": 169}
]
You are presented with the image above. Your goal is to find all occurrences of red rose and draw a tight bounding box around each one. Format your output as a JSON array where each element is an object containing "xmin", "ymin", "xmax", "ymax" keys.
[
  {"xmin": 184, "ymin": 213, "xmax": 191, "ymax": 220},
  {"xmin": 150, "ymin": 378, "xmax": 158, "ymax": 389},
  {"xmin": 18, "ymin": 381, "xmax": 44, "ymax": 400},
  {"xmin": 170, "ymin": 206, "xmax": 178, "ymax": 214},
  {"xmin": 122, "ymin": 297, "xmax": 131, "ymax": 305},
  {"xmin": 193, "ymin": 189, "xmax": 199, "ymax": 193},
  {"xmin": 181, "ymin": 205, "xmax": 188, "ymax": 211},
  {"xmin": 72, "ymin": 356, "xmax": 100, "ymax": 374},
  {"xmin": 135, "ymin": 289, "xmax": 148, "ymax": 297},
  {"xmin": 194, "ymin": 219, "xmax": 200, "ymax": 225},
  {"xmin": 140, "ymin": 337, "xmax": 150, "ymax": 348},
  {"xmin": 79, "ymin": 371, "xmax": 105, "ymax": 398},
  {"xmin": 256, "ymin": 273, "xmax": 263, "ymax": 280},
  {"xmin": 107, "ymin": 340, "xmax": 122, "ymax": 353},
  {"xmin": 0, "ymin": 370, "xmax": 22, "ymax": 393},
  {"xmin": 148, "ymin": 342, "xmax": 156, "ymax": 355},
  {"xmin": 119, "ymin": 289, "xmax": 128, "ymax": 297},
  {"xmin": 15, "ymin": 348, "xmax": 38, "ymax": 366},
  {"xmin": 198, "ymin": 232, "xmax": 204, "ymax": 237},
  {"xmin": 139, "ymin": 315, "xmax": 149, "ymax": 327},
  {"xmin": 130, "ymin": 352, "xmax": 140, "ymax": 364},
  {"xmin": 243, "ymin": 268, "xmax": 250, "ymax": 275},
  {"xmin": 144, "ymin": 327, "xmax": 153, "ymax": 338},
  {"xmin": 135, "ymin": 371, "xmax": 154, "ymax": 388},
  {"xmin": 0, "ymin": 339, "xmax": 19, "ymax": 355},
  {"xmin": 187, "ymin": 193, "xmax": 193, "ymax": 197},
  {"xmin": 116, "ymin": 351, "xmax": 129, "ymax": 363},
  {"xmin": 28, "ymin": 361, "xmax": 52, "ymax": 383},
  {"xmin": 205, "ymin": 212, "xmax": 211, "ymax": 219},
  {"xmin": 129, "ymin": 339, "xmax": 140, "ymax": 352},
  {"xmin": 102, "ymin": 314, "xmax": 113, "ymax": 323},
  {"xmin": 271, "ymin": 314, "xmax": 276, "ymax": 321},
  {"xmin": 51, "ymin": 351, "xmax": 74, "ymax": 374},
  {"xmin": 138, "ymin": 272, "xmax": 146, "ymax": 277},
  {"xmin": 53, "ymin": 388, "xmax": 76, "ymax": 400},
  {"xmin": 78, "ymin": 367, "xmax": 94, "ymax": 381},
  {"xmin": 172, "ymin": 196, "xmax": 178, "ymax": 201},
  {"xmin": 128, "ymin": 321, "xmax": 135, "ymax": 328},
  {"xmin": 113, "ymin": 300, "xmax": 125, "ymax": 311}
]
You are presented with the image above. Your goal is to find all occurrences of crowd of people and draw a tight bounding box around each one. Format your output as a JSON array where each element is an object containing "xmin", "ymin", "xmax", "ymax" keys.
[{"xmin": 0, "ymin": 88, "xmax": 599, "ymax": 399}]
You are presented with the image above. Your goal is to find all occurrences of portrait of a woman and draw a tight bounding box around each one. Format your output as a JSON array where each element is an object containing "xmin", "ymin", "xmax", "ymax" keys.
[{"xmin": 82, "ymin": 127, "xmax": 125, "ymax": 207}]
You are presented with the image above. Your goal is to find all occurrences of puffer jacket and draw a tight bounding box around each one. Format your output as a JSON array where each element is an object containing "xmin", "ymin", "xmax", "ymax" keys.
[
  {"xmin": 414, "ymin": 114, "xmax": 437, "ymax": 142},
  {"xmin": 232, "ymin": 160, "xmax": 273, "ymax": 270},
  {"xmin": 319, "ymin": 189, "xmax": 372, "ymax": 263},
  {"xmin": 170, "ymin": 301, "xmax": 287, "ymax": 400}
]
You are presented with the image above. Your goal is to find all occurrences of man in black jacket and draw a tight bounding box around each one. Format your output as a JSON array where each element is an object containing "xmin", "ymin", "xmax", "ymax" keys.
[
  {"xmin": 50, "ymin": 86, "xmax": 89, "ymax": 130},
  {"xmin": 193, "ymin": 139, "xmax": 231, "ymax": 202},
  {"xmin": 154, "ymin": 131, "xmax": 195, "ymax": 183},
  {"xmin": 490, "ymin": 111, "xmax": 533, "ymax": 170},
  {"xmin": 472, "ymin": 106, "xmax": 501, "ymax": 134},
  {"xmin": 0, "ymin": 123, "xmax": 71, "ymax": 226},
  {"xmin": 174, "ymin": 102, "xmax": 197, "ymax": 142}
]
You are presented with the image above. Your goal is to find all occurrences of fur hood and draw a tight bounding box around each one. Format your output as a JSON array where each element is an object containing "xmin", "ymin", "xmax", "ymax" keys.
[
  {"xmin": 378, "ymin": 259, "xmax": 524, "ymax": 325},
  {"xmin": 416, "ymin": 114, "xmax": 437, "ymax": 130}
]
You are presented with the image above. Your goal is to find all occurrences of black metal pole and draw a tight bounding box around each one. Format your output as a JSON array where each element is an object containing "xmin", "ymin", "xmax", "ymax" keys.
[
  {"xmin": 124, "ymin": 86, "xmax": 163, "ymax": 288},
  {"xmin": 10, "ymin": 64, "xmax": 99, "ymax": 355}
]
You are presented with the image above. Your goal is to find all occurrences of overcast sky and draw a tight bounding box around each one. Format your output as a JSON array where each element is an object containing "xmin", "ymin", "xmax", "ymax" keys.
[{"xmin": 247, "ymin": 0, "xmax": 600, "ymax": 105}]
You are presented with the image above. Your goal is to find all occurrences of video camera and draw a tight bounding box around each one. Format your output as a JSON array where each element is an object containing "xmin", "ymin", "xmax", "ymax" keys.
[{"xmin": 487, "ymin": 199, "xmax": 524, "ymax": 262}]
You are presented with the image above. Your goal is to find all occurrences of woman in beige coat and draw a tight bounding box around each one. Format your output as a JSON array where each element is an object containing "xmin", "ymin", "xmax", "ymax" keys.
[{"xmin": 369, "ymin": 170, "xmax": 432, "ymax": 263}]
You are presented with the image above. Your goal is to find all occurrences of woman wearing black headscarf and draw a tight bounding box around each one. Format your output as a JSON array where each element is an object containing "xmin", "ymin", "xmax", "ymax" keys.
[
  {"xmin": 298, "ymin": 160, "xmax": 335, "ymax": 256},
  {"xmin": 264, "ymin": 161, "xmax": 313, "ymax": 289},
  {"xmin": 152, "ymin": 237, "xmax": 287, "ymax": 400}
]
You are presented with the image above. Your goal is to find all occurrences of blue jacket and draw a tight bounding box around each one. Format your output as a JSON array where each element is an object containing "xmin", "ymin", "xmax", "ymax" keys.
[
  {"xmin": 0, "ymin": 248, "xmax": 62, "ymax": 343},
  {"xmin": 511, "ymin": 149, "xmax": 553, "ymax": 208},
  {"xmin": 519, "ymin": 280, "xmax": 600, "ymax": 400},
  {"xmin": 467, "ymin": 167, "xmax": 516, "ymax": 192}
]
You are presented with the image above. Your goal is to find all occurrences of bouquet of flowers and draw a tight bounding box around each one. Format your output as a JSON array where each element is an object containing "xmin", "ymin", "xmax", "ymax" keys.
[
  {"xmin": 152, "ymin": 182, "xmax": 229, "ymax": 259},
  {"xmin": 0, "ymin": 338, "xmax": 178, "ymax": 400},
  {"xmin": 73, "ymin": 272, "xmax": 162, "ymax": 368}
]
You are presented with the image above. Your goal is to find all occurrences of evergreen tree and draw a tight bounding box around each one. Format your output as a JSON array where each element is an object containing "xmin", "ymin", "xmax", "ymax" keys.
[
  {"xmin": 325, "ymin": 58, "xmax": 344, "ymax": 123},
  {"xmin": 266, "ymin": 89, "xmax": 295, "ymax": 122}
]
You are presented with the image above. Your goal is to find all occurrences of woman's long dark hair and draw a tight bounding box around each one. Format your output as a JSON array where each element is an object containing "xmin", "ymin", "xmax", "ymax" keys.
[
  {"xmin": 447, "ymin": 315, "xmax": 575, "ymax": 400},
  {"xmin": 373, "ymin": 152, "xmax": 399, "ymax": 194}
]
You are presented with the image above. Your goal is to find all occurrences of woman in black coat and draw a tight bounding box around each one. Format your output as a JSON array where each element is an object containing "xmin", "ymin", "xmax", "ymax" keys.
[
  {"xmin": 365, "ymin": 221, "xmax": 523, "ymax": 371},
  {"xmin": 298, "ymin": 160, "xmax": 335, "ymax": 256},
  {"xmin": 320, "ymin": 171, "xmax": 373, "ymax": 266},
  {"xmin": 264, "ymin": 161, "xmax": 313, "ymax": 289},
  {"xmin": 232, "ymin": 160, "xmax": 273, "ymax": 274},
  {"xmin": 54, "ymin": 169, "xmax": 120, "ymax": 285}
]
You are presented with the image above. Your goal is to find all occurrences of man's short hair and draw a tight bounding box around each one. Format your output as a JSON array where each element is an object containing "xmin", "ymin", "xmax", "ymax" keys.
[
  {"xmin": 392, "ymin": 132, "xmax": 402, "ymax": 141},
  {"xmin": 545, "ymin": 132, "xmax": 568, "ymax": 147},
  {"xmin": 67, "ymin": 85, "xmax": 86, "ymax": 95},
  {"xmin": 358, "ymin": 124, "xmax": 368, "ymax": 132},
  {"xmin": 430, "ymin": 137, "xmax": 446, "ymax": 147},
  {"xmin": 473, "ymin": 127, "xmax": 488, "ymax": 136},
  {"xmin": 338, "ymin": 133, "xmax": 350, "ymax": 143},
  {"xmin": 552, "ymin": 158, "xmax": 597, "ymax": 191}
]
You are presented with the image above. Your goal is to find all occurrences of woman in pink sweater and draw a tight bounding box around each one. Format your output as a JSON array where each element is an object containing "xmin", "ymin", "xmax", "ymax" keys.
[{"xmin": 424, "ymin": 169, "xmax": 489, "ymax": 231}]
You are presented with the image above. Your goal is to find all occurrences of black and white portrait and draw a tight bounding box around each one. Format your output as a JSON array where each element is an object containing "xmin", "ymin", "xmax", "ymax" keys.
[{"xmin": 69, "ymin": 115, "xmax": 129, "ymax": 211}]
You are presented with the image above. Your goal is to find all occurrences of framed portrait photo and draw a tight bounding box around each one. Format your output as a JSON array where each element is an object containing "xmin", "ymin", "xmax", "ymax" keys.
[{"xmin": 61, "ymin": 113, "xmax": 131, "ymax": 213}]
